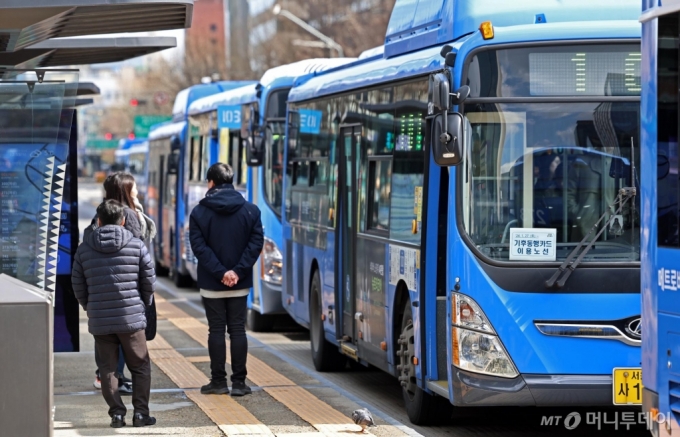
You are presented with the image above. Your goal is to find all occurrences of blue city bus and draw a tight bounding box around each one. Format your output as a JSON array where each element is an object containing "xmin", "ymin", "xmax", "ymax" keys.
[
  {"xmin": 185, "ymin": 59, "xmax": 353, "ymax": 331},
  {"xmin": 146, "ymin": 81, "xmax": 253, "ymax": 286},
  {"xmin": 282, "ymin": 0, "xmax": 644, "ymax": 424},
  {"xmin": 640, "ymin": 2, "xmax": 680, "ymax": 435}
]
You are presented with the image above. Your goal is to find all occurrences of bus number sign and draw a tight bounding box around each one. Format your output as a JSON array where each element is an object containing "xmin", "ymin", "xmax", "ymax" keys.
[
  {"xmin": 218, "ymin": 105, "xmax": 242, "ymax": 129},
  {"xmin": 509, "ymin": 228, "xmax": 556, "ymax": 261},
  {"xmin": 299, "ymin": 109, "xmax": 322, "ymax": 134}
]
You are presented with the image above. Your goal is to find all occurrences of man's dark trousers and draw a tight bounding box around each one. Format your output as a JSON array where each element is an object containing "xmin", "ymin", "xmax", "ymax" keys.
[
  {"xmin": 94, "ymin": 330, "xmax": 151, "ymax": 417},
  {"xmin": 203, "ymin": 295, "xmax": 248, "ymax": 384}
]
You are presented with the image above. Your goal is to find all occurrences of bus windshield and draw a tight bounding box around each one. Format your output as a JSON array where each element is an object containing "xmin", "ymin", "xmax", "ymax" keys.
[{"xmin": 462, "ymin": 44, "xmax": 641, "ymax": 263}]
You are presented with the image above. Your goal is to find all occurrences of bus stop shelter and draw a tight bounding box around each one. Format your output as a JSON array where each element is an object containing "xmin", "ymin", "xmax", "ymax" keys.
[{"xmin": 0, "ymin": 3, "xmax": 192, "ymax": 434}]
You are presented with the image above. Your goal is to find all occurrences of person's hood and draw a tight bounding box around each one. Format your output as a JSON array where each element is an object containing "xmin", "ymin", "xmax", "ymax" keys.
[
  {"xmin": 84, "ymin": 225, "xmax": 133, "ymax": 253},
  {"xmin": 199, "ymin": 184, "xmax": 245, "ymax": 215}
]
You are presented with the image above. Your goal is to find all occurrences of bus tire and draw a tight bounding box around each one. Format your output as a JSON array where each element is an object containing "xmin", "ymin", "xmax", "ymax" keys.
[
  {"xmin": 310, "ymin": 270, "xmax": 343, "ymax": 371},
  {"xmin": 173, "ymin": 270, "xmax": 193, "ymax": 288},
  {"xmin": 399, "ymin": 303, "xmax": 451, "ymax": 425},
  {"xmin": 154, "ymin": 260, "xmax": 169, "ymax": 277},
  {"xmin": 247, "ymin": 308, "xmax": 274, "ymax": 332}
]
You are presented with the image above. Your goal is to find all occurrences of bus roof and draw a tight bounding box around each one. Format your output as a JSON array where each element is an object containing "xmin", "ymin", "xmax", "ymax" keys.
[
  {"xmin": 385, "ymin": 0, "xmax": 640, "ymax": 58},
  {"xmin": 289, "ymin": 20, "xmax": 640, "ymax": 103},
  {"xmin": 188, "ymin": 58, "xmax": 356, "ymax": 116},
  {"xmin": 171, "ymin": 81, "xmax": 256, "ymax": 121},
  {"xmin": 640, "ymin": 0, "xmax": 680, "ymax": 22},
  {"xmin": 148, "ymin": 120, "xmax": 185, "ymax": 141}
]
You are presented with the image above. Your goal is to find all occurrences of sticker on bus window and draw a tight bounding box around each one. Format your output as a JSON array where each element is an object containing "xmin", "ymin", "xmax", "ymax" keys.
[
  {"xmin": 389, "ymin": 245, "xmax": 418, "ymax": 290},
  {"xmin": 508, "ymin": 228, "xmax": 556, "ymax": 261}
]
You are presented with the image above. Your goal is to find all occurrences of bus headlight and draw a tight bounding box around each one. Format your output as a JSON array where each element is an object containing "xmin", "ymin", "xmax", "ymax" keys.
[
  {"xmin": 261, "ymin": 237, "xmax": 282, "ymax": 284},
  {"xmin": 452, "ymin": 327, "xmax": 518, "ymax": 378},
  {"xmin": 452, "ymin": 293, "xmax": 518, "ymax": 378}
]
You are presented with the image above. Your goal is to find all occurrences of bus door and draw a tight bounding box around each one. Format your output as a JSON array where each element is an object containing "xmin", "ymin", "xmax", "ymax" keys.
[{"xmin": 337, "ymin": 125, "xmax": 361, "ymax": 353}]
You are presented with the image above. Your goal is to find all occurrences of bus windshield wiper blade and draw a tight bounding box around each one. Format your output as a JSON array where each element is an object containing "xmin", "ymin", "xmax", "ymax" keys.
[{"xmin": 545, "ymin": 187, "xmax": 636, "ymax": 289}]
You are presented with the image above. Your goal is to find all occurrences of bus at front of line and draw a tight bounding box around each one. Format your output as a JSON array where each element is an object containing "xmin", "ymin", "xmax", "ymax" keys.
[
  {"xmin": 282, "ymin": 0, "xmax": 643, "ymax": 425},
  {"xmin": 184, "ymin": 59, "xmax": 354, "ymax": 331},
  {"xmin": 146, "ymin": 81, "xmax": 253, "ymax": 286},
  {"xmin": 640, "ymin": 2, "xmax": 680, "ymax": 436}
]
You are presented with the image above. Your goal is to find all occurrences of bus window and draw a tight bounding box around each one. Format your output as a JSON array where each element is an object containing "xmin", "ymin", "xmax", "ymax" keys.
[
  {"xmin": 463, "ymin": 44, "xmax": 641, "ymax": 262},
  {"xmin": 367, "ymin": 158, "xmax": 392, "ymax": 232},
  {"xmin": 190, "ymin": 136, "xmax": 201, "ymax": 181}
]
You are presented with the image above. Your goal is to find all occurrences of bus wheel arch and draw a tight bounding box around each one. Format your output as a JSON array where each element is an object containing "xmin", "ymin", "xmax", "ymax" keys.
[
  {"xmin": 396, "ymin": 284, "xmax": 450, "ymax": 425},
  {"xmin": 309, "ymin": 263, "xmax": 342, "ymax": 371}
]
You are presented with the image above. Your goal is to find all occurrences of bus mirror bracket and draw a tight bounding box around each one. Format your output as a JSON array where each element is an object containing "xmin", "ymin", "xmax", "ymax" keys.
[{"xmin": 432, "ymin": 112, "xmax": 465, "ymax": 167}]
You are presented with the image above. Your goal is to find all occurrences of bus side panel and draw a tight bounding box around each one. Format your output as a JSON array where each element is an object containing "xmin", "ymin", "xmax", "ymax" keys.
[
  {"xmin": 385, "ymin": 244, "xmax": 423, "ymax": 381},
  {"xmin": 322, "ymin": 230, "xmax": 337, "ymax": 339},
  {"xmin": 641, "ymin": 17, "xmax": 659, "ymax": 394}
]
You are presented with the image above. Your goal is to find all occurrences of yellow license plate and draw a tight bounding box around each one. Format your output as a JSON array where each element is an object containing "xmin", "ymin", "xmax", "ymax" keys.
[{"xmin": 612, "ymin": 367, "xmax": 643, "ymax": 405}]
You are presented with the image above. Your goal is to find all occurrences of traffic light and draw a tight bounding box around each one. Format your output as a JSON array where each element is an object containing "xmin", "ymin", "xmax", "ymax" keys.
[
  {"xmin": 130, "ymin": 98, "xmax": 139, "ymax": 107},
  {"xmin": 104, "ymin": 132, "xmax": 113, "ymax": 141},
  {"xmin": 128, "ymin": 132, "xmax": 136, "ymax": 140}
]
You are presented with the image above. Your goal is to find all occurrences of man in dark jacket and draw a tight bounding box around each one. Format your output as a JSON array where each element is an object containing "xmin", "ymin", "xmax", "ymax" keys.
[
  {"xmin": 189, "ymin": 163, "xmax": 264, "ymax": 397},
  {"xmin": 72, "ymin": 199, "xmax": 156, "ymax": 429}
]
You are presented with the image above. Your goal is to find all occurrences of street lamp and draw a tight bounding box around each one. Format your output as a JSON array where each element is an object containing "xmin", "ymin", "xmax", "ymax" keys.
[{"xmin": 272, "ymin": 4, "xmax": 345, "ymax": 58}]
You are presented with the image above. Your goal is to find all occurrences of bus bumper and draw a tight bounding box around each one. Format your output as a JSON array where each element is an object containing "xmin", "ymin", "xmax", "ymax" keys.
[
  {"xmin": 451, "ymin": 368, "xmax": 613, "ymax": 406},
  {"xmin": 256, "ymin": 281, "xmax": 285, "ymax": 315}
]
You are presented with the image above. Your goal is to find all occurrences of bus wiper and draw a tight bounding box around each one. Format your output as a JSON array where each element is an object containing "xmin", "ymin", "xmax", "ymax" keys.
[{"xmin": 545, "ymin": 187, "xmax": 636, "ymax": 289}]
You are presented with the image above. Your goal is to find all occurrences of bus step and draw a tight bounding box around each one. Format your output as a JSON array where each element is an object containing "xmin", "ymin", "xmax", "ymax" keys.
[
  {"xmin": 340, "ymin": 342, "xmax": 359, "ymax": 361},
  {"xmin": 427, "ymin": 380, "xmax": 449, "ymax": 398}
]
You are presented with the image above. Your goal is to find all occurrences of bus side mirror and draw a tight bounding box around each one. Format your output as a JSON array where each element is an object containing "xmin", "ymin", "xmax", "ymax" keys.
[
  {"xmin": 245, "ymin": 130, "xmax": 264, "ymax": 167},
  {"xmin": 167, "ymin": 152, "xmax": 180, "ymax": 175},
  {"xmin": 170, "ymin": 135, "xmax": 181, "ymax": 151},
  {"xmin": 287, "ymin": 110, "xmax": 300, "ymax": 156},
  {"xmin": 432, "ymin": 112, "xmax": 465, "ymax": 166},
  {"xmin": 429, "ymin": 73, "xmax": 450, "ymax": 112}
]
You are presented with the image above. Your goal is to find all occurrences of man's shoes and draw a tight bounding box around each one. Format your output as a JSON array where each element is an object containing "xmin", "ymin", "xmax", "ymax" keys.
[
  {"xmin": 230, "ymin": 381, "xmax": 252, "ymax": 397},
  {"xmin": 94, "ymin": 375, "xmax": 101, "ymax": 390},
  {"xmin": 110, "ymin": 415, "xmax": 126, "ymax": 428},
  {"xmin": 118, "ymin": 382, "xmax": 133, "ymax": 395},
  {"xmin": 200, "ymin": 380, "xmax": 229, "ymax": 395},
  {"xmin": 133, "ymin": 413, "xmax": 156, "ymax": 427}
]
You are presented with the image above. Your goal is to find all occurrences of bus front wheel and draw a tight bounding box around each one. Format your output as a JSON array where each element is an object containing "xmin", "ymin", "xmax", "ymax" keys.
[
  {"xmin": 310, "ymin": 270, "xmax": 343, "ymax": 371},
  {"xmin": 399, "ymin": 303, "xmax": 451, "ymax": 425}
]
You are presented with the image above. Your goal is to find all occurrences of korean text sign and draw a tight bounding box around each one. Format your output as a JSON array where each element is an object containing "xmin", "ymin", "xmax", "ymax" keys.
[{"xmin": 509, "ymin": 228, "xmax": 556, "ymax": 261}]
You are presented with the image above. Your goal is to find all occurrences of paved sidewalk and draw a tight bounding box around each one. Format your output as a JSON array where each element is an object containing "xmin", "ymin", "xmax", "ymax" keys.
[{"xmin": 53, "ymin": 281, "xmax": 408, "ymax": 436}]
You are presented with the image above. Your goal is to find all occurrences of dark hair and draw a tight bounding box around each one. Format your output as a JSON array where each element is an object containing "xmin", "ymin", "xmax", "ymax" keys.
[
  {"xmin": 103, "ymin": 172, "xmax": 136, "ymax": 209},
  {"xmin": 97, "ymin": 199, "xmax": 125, "ymax": 226},
  {"xmin": 206, "ymin": 162, "xmax": 234, "ymax": 185}
]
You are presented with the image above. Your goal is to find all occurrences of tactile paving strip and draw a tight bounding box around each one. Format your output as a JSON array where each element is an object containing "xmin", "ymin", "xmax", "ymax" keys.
[
  {"xmin": 154, "ymin": 295, "xmax": 373, "ymax": 436},
  {"xmin": 148, "ymin": 332, "xmax": 272, "ymax": 436}
]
